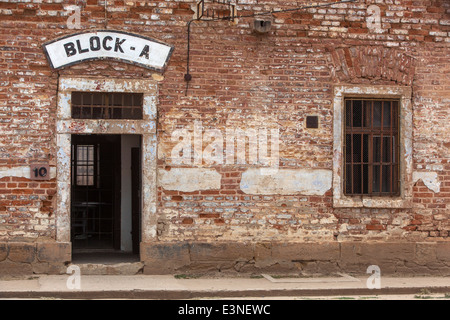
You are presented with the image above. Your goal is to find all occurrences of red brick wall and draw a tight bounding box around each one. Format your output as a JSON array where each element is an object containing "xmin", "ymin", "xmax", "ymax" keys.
[
  {"xmin": 0, "ymin": 0, "xmax": 448, "ymax": 244},
  {"xmin": 412, "ymin": 46, "xmax": 449, "ymax": 238}
]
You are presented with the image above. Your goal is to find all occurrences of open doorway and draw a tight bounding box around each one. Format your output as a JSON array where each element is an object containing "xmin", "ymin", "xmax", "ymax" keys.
[{"xmin": 71, "ymin": 134, "xmax": 141, "ymax": 263}]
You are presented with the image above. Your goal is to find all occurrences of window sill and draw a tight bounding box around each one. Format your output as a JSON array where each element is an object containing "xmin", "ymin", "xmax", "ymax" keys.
[{"xmin": 333, "ymin": 195, "xmax": 412, "ymax": 209}]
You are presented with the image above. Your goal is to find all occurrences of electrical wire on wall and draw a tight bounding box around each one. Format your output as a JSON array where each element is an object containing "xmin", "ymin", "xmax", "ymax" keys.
[
  {"xmin": 184, "ymin": 0, "xmax": 357, "ymax": 96},
  {"xmin": 104, "ymin": 0, "xmax": 108, "ymax": 28}
]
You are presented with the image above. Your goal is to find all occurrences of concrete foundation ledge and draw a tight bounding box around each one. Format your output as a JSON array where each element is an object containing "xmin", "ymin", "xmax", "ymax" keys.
[
  {"xmin": 141, "ymin": 241, "xmax": 450, "ymax": 276},
  {"xmin": 0, "ymin": 241, "xmax": 449, "ymax": 276},
  {"xmin": 0, "ymin": 242, "xmax": 71, "ymax": 276}
]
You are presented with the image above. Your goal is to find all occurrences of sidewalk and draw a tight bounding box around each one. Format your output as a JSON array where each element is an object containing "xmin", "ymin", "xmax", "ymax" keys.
[{"xmin": 1, "ymin": 274, "xmax": 450, "ymax": 299}]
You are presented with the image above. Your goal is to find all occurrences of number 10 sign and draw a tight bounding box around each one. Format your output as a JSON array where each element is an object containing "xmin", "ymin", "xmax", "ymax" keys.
[{"xmin": 30, "ymin": 164, "xmax": 50, "ymax": 181}]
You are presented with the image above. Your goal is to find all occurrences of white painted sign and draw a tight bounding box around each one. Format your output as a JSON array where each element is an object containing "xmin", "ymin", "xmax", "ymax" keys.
[{"xmin": 43, "ymin": 30, "xmax": 174, "ymax": 71}]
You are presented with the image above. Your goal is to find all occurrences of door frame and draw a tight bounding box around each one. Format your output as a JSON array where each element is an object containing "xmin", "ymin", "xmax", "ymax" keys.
[
  {"xmin": 131, "ymin": 146, "xmax": 142, "ymax": 254},
  {"xmin": 55, "ymin": 77, "xmax": 158, "ymax": 257}
]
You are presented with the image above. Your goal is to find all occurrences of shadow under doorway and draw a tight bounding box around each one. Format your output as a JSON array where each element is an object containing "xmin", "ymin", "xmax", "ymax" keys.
[{"xmin": 71, "ymin": 251, "xmax": 140, "ymax": 265}]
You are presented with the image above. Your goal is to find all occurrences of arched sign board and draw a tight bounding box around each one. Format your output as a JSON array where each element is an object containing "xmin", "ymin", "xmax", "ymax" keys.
[{"xmin": 43, "ymin": 30, "xmax": 174, "ymax": 72}]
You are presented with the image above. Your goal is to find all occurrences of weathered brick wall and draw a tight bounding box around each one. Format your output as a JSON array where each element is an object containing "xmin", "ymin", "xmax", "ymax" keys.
[
  {"xmin": 154, "ymin": 0, "xmax": 450, "ymax": 243},
  {"xmin": 412, "ymin": 47, "xmax": 449, "ymax": 238},
  {"xmin": 0, "ymin": 177, "xmax": 56, "ymax": 241},
  {"xmin": 0, "ymin": 0, "xmax": 448, "ymax": 274}
]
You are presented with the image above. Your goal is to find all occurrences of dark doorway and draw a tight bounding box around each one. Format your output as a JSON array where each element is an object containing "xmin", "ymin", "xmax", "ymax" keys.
[{"xmin": 71, "ymin": 134, "xmax": 121, "ymax": 250}]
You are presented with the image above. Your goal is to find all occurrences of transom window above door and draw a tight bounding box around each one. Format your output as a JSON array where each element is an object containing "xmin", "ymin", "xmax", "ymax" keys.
[{"xmin": 71, "ymin": 92, "xmax": 143, "ymax": 120}]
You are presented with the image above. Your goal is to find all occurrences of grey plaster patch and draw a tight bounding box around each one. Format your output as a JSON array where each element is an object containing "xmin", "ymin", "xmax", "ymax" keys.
[
  {"xmin": 0, "ymin": 167, "xmax": 56, "ymax": 180},
  {"xmin": 240, "ymin": 168, "xmax": 332, "ymax": 195},
  {"xmin": 413, "ymin": 171, "xmax": 440, "ymax": 193},
  {"xmin": 158, "ymin": 168, "xmax": 222, "ymax": 192}
]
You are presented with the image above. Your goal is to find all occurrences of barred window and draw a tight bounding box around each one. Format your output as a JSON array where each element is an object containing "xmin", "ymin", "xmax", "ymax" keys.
[
  {"xmin": 72, "ymin": 144, "xmax": 96, "ymax": 186},
  {"xmin": 344, "ymin": 99, "xmax": 400, "ymax": 196},
  {"xmin": 71, "ymin": 92, "xmax": 143, "ymax": 120}
]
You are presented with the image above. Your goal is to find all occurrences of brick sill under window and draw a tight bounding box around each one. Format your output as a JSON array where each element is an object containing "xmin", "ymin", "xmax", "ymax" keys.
[{"xmin": 333, "ymin": 195, "xmax": 412, "ymax": 209}]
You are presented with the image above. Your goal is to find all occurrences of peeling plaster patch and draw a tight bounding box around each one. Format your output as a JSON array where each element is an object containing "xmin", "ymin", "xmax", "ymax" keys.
[
  {"xmin": 56, "ymin": 119, "xmax": 156, "ymax": 134},
  {"xmin": 158, "ymin": 168, "xmax": 221, "ymax": 192},
  {"xmin": 59, "ymin": 78, "xmax": 157, "ymax": 93},
  {"xmin": 56, "ymin": 133, "xmax": 71, "ymax": 242},
  {"xmin": 0, "ymin": 166, "xmax": 56, "ymax": 179},
  {"xmin": 143, "ymin": 95, "xmax": 157, "ymax": 119},
  {"xmin": 240, "ymin": 168, "xmax": 332, "ymax": 195},
  {"xmin": 151, "ymin": 73, "xmax": 164, "ymax": 82},
  {"xmin": 413, "ymin": 171, "xmax": 440, "ymax": 193},
  {"xmin": 57, "ymin": 92, "xmax": 71, "ymax": 119}
]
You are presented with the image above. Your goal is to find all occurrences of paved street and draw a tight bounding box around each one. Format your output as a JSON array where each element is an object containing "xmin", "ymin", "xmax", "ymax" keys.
[{"xmin": 1, "ymin": 274, "xmax": 449, "ymax": 300}]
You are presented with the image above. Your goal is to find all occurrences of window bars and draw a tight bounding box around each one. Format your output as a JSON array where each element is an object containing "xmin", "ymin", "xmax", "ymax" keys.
[{"xmin": 344, "ymin": 99, "xmax": 400, "ymax": 196}]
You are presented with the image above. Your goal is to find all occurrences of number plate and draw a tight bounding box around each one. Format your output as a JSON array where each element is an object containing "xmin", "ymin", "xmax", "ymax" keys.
[{"xmin": 30, "ymin": 164, "xmax": 50, "ymax": 181}]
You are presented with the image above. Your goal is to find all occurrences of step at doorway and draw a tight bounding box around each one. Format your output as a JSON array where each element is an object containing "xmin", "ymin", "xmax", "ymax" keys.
[{"xmin": 71, "ymin": 252, "xmax": 143, "ymax": 275}]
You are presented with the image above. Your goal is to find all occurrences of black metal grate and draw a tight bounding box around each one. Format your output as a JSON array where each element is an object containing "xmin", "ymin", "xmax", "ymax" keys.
[
  {"xmin": 71, "ymin": 135, "xmax": 120, "ymax": 250},
  {"xmin": 344, "ymin": 99, "xmax": 400, "ymax": 196},
  {"xmin": 73, "ymin": 145, "xmax": 96, "ymax": 186},
  {"xmin": 71, "ymin": 92, "xmax": 143, "ymax": 120}
]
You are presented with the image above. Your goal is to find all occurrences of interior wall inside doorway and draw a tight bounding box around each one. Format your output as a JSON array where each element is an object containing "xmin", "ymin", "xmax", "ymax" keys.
[{"xmin": 121, "ymin": 135, "xmax": 141, "ymax": 252}]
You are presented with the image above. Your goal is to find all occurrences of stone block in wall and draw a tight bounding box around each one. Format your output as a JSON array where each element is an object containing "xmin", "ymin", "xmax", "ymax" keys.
[
  {"xmin": 339, "ymin": 242, "xmax": 416, "ymax": 274},
  {"xmin": 32, "ymin": 262, "xmax": 68, "ymax": 275},
  {"xmin": 271, "ymin": 242, "xmax": 340, "ymax": 262},
  {"xmin": 253, "ymin": 242, "xmax": 306, "ymax": 273},
  {"xmin": 436, "ymin": 242, "xmax": 450, "ymax": 262},
  {"xmin": 0, "ymin": 243, "xmax": 7, "ymax": 262},
  {"xmin": 414, "ymin": 242, "xmax": 437, "ymax": 264},
  {"xmin": 36, "ymin": 242, "xmax": 71, "ymax": 263},
  {"xmin": 8, "ymin": 242, "xmax": 36, "ymax": 264},
  {"xmin": 141, "ymin": 242, "xmax": 190, "ymax": 274},
  {"xmin": 0, "ymin": 261, "xmax": 33, "ymax": 276},
  {"xmin": 187, "ymin": 242, "xmax": 256, "ymax": 273},
  {"xmin": 189, "ymin": 242, "xmax": 254, "ymax": 262},
  {"xmin": 253, "ymin": 242, "xmax": 272, "ymax": 269}
]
